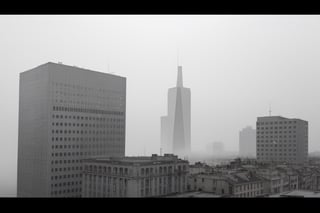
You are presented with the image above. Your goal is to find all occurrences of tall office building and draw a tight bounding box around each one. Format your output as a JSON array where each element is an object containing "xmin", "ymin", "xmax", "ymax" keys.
[
  {"xmin": 161, "ymin": 66, "xmax": 191, "ymax": 158},
  {"xmin": 256, "ymin": 116, "xmax": 308, "ymax": 164},
  {"xmin": 17, "ymin": 62, "xmax": 126, "ymax": 197},
  {"xmin": 239, "ymin": 126, "xmax": 256, "ymax": 158}
]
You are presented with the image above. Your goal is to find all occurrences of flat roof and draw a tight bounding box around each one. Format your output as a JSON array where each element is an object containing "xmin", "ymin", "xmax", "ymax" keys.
[
  {"xmin": 166, "ymin": 191, "xmax": 222, "ymax": 198},
  {"xmin": 270, "ymin": 190, "xmax": 320, "ymax": 198},
  {"xmin": 22, "ymin": 62, "xmax": 126, "ymax": 79},
  {"xmin": 82, "ymin": 155, "xmax": 188, "ymax": 166},
  {"xmin": 257, "ymin": 116, "xmax": 307, "ymax": 122}
]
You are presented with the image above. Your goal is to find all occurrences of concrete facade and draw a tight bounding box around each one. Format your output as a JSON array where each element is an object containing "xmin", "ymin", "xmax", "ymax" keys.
[
  {"xmin": 81, "ymin": 154, "xmax": 189, "ymax": 197},
  {"xmin": 17, "ymin": 62, "xmax": 126, "ymax": 197},
  {"xmin": 256, "ymin": 116, "xmax": 308, "ymax": 164},
  {"xmin": 188, "ymin": 172, "xmax": 265, "ymax": 197}
]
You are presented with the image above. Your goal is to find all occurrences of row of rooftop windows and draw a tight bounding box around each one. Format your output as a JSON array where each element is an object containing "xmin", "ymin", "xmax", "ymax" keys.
[
  {"xmin": 53, "ymin": 89, "xmax": 123, "ymax": 98},
  {"xmin": 85, "ymin": 166, "xmax": 129, "ymax": 175},
  {"xmin": 51, "ymin": 149, "xmax": 123, "ymax": 158},
  {"xmin": 52, "ymin": 82, "xmax": 123, "ymax": 94},
  {"xmin": 51, "ymin": 166, "xmax": 81, "ymax": 172},
  {"xmin": 51, "ymin": 174, "xmax": 81, "ymax": 180},
  {"xmin": 258, "ymin": 132, "xmax": 297, "ymax": 136},
  {"xmin": 51, "ymin": 181, "xmax": 80, "ymax": 188},
  {"xmin": 257, "ymin": 135, "xmax": 299, "ymax": 138},
  {"xmin": 51, "ymin": 137, "xmax": 124, "ymax": 142},
  {"xmin": 257, "ymin": 140, "xmax": 297, "ymax": 143},
  {"xmin": 52, "ymin": 129, "xmax": 124, "ymax": 134},
  {"xmin": 257, "ymin": 121, "xmax": 298, "ymax": 125},
  {"xmin": 53, "ymin": 106, "xmax": 124, "ymax": 116},
  {"xmin": 52, "ymin": 114, "xmax": 122, "ymax": 122},
  {"xmin": 51, "ymin": 159, "xmax": 81, "ymax": 164},
  {"xmin": 257, "ymin": 149, "xmax": 297, "ymax": 152},
  {"xmin": 233, "ymin": 183, "xmax": 263, "ymax": 192},
  {"xmin": 257, "ymin": 126, "xmax": 297, "ymax": 129},
  {"xmin": 52, "ymin": 123, "xmax": 124, "ymax": 128},
  {"xmin": 84, "ymin": 164, "xmax": 187, "ymax": 176},
  {"xmin": 51, "ymin": 188, "xmax": 80, "ymax": 196},
  {"xmin": 51, "ymin": 144, "xmax": 124, "ymax": 150},
  {"xmin": 54, "ymin": 99, "xmax": 123, "ymax": 108},
  {"xmin": 257, "ymin": 144, "xmax": 297, "ymax": 147}
]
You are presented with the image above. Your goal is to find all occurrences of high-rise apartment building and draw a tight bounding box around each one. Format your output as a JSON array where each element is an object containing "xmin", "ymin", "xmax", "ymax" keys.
[
  {"xmin": 256, "ymin": 116, "xmax": 308, "ymax": 164},
  {"xmin": 161, "ymin": 66, "xmax": 191, "ymax": 158},
  {"xmin": 239, "ymin": 126, "xmax": 256, "ymax": 158},
  {"xmin": 81, "ymin": 154, "xmax": 189, "ymax": 197},
  {"xmin": 17, "ymin": 62, "xmax": 126, "ymax": 197}
]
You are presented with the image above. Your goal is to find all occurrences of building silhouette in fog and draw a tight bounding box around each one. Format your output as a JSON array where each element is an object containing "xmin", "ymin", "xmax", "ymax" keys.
[
  {"xmin": 161, "ymin": 66, "xmax": 191, "ymax": 159},
  {"xmin": 17, "ymin": 62, "xmax": 126, "ymax": 197},
  {"xmin": 256, "ymin": 116, "xmax": 308, "ymax": 164},
  {"xmin": 239, "ymin": 126, "xmax": 256, "ymax": 158},
  {"xmin": 206, "ymin": 141, "xmax": 225, "ymax": 157}
]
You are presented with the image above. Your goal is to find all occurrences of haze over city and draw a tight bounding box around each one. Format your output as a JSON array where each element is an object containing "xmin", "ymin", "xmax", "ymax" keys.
[{"xmin": 1, "ymin": 15, "xmax": 320, "ymax": 196}]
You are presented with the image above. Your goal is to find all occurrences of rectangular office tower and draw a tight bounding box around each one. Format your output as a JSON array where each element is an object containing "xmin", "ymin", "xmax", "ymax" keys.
[
  {"xmin": 17, "ymin": 62, "xmax": 126, "ymax": 197},
  {"xmin": 239, "ymin": 126, "xmax": 256, "ymax": 158},
  {"xmin": 256, "ymin": 116, "xmax": 308, "ymax": 164}
]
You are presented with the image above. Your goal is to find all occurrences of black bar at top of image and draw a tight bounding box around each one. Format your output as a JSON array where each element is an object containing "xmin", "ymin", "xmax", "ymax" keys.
[{"xmin": 1, "ymin": 1, "xmax": 320, "ymax": 14}]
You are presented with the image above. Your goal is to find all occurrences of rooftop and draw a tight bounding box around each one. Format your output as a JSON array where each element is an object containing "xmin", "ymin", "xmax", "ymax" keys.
[
  {"xmin": 270, "ymin": 190, "xmax": 320, "ymax": 198},
  {"xmin": 257, "ymin": 116, "xmax": 307, "ymax": 123},
  {"xmin": 166, "ymin": 191, "xmax": 222, "ymax": 198},
  {"xmin": 23, "ymin": 62, "xmax": 125, "ymax": 79},
  {"xmin": 197, "ymin": 171, "xmax": 264, "ymax": 184},
  {"xmin": 82, "ymin": 154, "xmax": 188, "ymax": 166}
]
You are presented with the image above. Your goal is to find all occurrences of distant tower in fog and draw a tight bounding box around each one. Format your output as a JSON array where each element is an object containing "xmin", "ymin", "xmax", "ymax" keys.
[
  {"xmin": 161, "ymin": 65, "xmax": 191, "ymax": 158},
  {"xmin": 207, "ymin": 141, "xmax": 225, "ymax": 157},
  {"xmin": 239, "ymin": 126, "xmax": 256, "ymax": 158}
]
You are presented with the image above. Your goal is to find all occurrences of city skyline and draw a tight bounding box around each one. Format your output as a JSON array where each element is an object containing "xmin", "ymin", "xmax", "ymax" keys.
[{"xmin": 1, "ymin": 15, "xmax": 320, "ymax": 196}]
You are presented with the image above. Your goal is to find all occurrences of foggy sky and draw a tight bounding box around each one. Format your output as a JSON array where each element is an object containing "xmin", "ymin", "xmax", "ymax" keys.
[{"xmin": 1, "ymin": 15, "xmax": 320, "ymax": 196}]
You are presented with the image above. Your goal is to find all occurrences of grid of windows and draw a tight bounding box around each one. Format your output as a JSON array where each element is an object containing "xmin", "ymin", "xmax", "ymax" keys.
[
  {"xmin": 256, "ymin": 117, "xmax": 308, "ymax": 164},
  {"xmin": 49, "ymin": 82, "xmax": 125, "ymax": 197},
  {"xmin": 82, "ymin": 161, "xmax": 188, "ymax": 197}
]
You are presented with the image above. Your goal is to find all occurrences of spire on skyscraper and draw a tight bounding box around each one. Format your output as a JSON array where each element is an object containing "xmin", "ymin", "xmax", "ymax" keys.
[{"xmin": 177, "ymin": 66, "xmax": 183, "ymax": 87}]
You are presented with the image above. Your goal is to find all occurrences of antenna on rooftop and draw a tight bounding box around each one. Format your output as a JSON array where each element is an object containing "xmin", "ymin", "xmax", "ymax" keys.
[
  {"xmin": 177, "ymin": 48, "xmax": 180, "ymax": 66},
  {"xmin": 269, "ymin": 103, "xmax": 272, "ymax": 116}
]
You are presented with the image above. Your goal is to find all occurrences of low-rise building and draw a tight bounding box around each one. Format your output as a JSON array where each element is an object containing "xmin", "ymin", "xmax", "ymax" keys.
[
  {"xmin": 81, "ymin": 154, "xmax": 189, "ymax": 197},
  {"xmin": 256, "ymin": 169, "xmax": 286, "ymax": 195},
  {"xmin": 188, "ymin": 171, "xmax": 265, "ymax": 197},
  {"xmin": 189, "ymin": 162, "xmax": 212, "ymax": 175},
  {"xmin": 270, "ymin": 190, "xmax": 320, "ymax": 198}
]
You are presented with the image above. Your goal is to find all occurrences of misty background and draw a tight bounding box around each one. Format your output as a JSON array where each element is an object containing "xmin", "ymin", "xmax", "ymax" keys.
[{"xmin": 1, "ymin": 15, "xmax": 320, "ymax": 196}]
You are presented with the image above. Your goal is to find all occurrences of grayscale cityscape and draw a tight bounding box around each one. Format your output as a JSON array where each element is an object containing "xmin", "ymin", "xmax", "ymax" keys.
[{"xmin": 1, "ymin": 15, "xmax": 320, "ymax": 198}]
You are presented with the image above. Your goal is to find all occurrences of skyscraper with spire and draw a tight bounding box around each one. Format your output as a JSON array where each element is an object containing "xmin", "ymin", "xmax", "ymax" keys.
[{"xmin": 161, "ymin": 66, "xmax": 191, "ymax": 158}]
